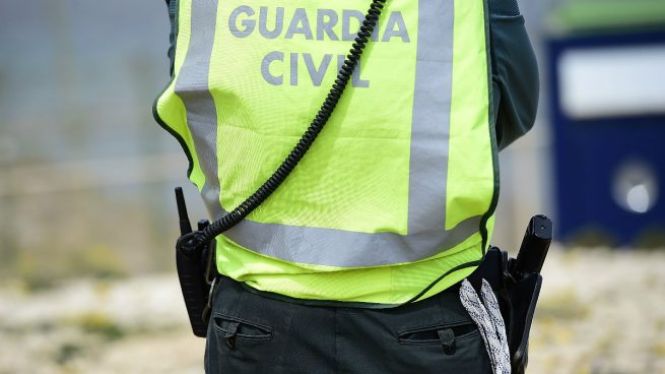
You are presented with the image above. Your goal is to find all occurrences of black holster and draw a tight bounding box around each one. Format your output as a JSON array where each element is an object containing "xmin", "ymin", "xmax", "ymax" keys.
[{"xmin": 467, "ymin": 247, "xmax": 544, "ymax": 374}]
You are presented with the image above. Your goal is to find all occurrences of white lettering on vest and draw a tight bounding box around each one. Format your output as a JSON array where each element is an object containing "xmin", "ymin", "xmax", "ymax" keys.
[
  {"xmin": 229, "ymin": 6, "xmax": 409, "ymax": 87},
  {"xmin": 229, "ymin": 6, "xmax": 410, "ymax": 42},
  {"xmin": 261, "ymin": 51, "xmax": 284, "ymax": 85},
  {"xmin": 262, "ymin": 52, "xmax": 370, "ymax": 88}
]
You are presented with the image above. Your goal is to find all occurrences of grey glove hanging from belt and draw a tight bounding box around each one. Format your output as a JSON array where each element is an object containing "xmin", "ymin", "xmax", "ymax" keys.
[
  {"xmin": 462, "ymin": 215, "xmax": 552, "ymax": 374},
  {"xmin": 460, "ymin": 279, "xmax": 511, "ymax": 374}
]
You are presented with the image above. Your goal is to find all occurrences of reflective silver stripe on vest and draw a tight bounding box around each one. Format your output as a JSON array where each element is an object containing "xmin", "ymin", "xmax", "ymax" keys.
[
  {"xmin": 408, "ymin": 0, "xmax": 454, "ymax": 235},
  {"xmin": 175, "ymin": 0, "xmax": 223, "ymax": 219},
  {"xmin": 179, "ymin": 0, "xmax": 484, "ymax": 267},
  {"xmin": 222, "ymin": 207, "xmax": 481, "ymax": 267}
]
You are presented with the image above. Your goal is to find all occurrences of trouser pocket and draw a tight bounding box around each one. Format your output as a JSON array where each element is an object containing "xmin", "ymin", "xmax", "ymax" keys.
[
  {"xmin": 398, "ymin": 322, "xmax": 478, "ymax": 354},
  {"xmin": 204, "ymin": 279, "xmax": 280, "ymax": 374},
  {"xmin": 392, "ymin": 320, "xmax": 493, "ymax": 373},
  {"xmin": 213, "ymin": 313, "xmax": 273, "ymax": 350},
  {"xmin": 213, "ymin": 313, "xmax": 272, "ymax": 350},
  {"xmin": 206, "ymin": 311, "xmax": 277, "ymax": 373}
]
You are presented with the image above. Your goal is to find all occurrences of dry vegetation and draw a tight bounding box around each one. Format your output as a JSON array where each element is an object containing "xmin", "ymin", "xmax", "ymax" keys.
[{"xmin": 0, "ymin": 248, "xmax": 663, "ymax": 373}]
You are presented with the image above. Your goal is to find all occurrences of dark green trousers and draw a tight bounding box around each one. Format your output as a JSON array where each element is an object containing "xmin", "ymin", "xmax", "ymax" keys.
[{"xmin": 204, "ymin": 276, "xmax": 492, "ymax": 373}]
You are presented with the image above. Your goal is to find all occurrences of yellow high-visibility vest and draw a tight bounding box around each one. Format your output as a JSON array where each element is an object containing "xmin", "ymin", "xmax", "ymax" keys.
[{"xmin": 154, "ymin": 0, "xmax": 497, "ymax": 305}]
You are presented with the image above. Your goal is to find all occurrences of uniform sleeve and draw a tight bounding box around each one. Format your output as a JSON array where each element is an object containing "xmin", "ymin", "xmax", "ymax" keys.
[
  {"xmin": 488, "ymin": 0, "xmax": 540, "ymax": 150},
  {"xmin": 165, "ymin": 0, "xmax": 177, "ymax": 75}
]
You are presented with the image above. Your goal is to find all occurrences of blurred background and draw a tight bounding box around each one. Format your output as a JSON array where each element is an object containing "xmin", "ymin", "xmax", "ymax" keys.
[{"xmin": 0, "ymin": 0, "xmax": 663, "ymax": 373}]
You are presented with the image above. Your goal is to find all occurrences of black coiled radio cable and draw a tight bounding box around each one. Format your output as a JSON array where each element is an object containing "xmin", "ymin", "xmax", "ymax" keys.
[{"xmin": 176, "ymin": 0, "xmax": 388, "ymax": 254}]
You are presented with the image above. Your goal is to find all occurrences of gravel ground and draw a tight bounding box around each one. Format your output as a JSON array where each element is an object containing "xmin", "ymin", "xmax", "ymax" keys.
[
  {"xmin": 529, "ymin": 247, "xmax": 665, "ymax": 374},
  {"xmin": 0, "ymin": 248, "xmax": 663, "ymax": 373}
]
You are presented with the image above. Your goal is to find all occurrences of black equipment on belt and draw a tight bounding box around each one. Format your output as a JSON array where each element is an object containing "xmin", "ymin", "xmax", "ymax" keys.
[
  {"xmin": 468, "ymin": 215, "xmax": 552, "ymax": 374},
  {"xmin": 173, "ymin": 0, "xmax": 388, "ymax": 338}
]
